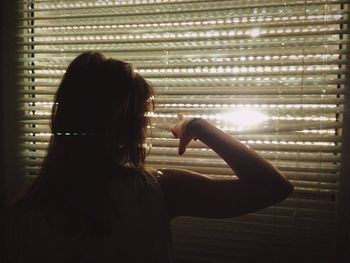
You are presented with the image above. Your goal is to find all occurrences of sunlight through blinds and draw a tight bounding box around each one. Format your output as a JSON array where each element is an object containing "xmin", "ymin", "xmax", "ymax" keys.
[{"xmin": 17, "ymin": 0, "xmax": 348, "ymax": 262}]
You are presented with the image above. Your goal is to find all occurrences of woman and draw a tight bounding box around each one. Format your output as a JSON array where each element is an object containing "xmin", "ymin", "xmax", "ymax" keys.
[{"xmin": 1, "ymin": 52, "xmax": 293, "ymax": 262}]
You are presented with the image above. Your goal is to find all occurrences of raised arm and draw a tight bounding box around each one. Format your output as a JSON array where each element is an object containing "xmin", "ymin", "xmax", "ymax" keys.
[{"xmin": 155, "ymin": 117, "xmax": 294, "ymax": 220}]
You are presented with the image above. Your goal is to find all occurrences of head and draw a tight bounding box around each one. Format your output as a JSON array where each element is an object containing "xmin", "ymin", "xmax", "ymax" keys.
[
  {"xmin": 51, "ymin": 51, "xmax": 154, "ymax": 167},
  {"xmin": 16, "ymin": 52, "xmax": 154, "ymax": 233}
]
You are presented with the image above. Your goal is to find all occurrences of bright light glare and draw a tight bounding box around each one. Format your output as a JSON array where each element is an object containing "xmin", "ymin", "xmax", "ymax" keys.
[
  {"xmin": 249, "ymin": 28, "xmax": 261, "ymax": 37},
  {"xmin": 219, "ymin": 109, "xmax": 268, "ymax": 129}
]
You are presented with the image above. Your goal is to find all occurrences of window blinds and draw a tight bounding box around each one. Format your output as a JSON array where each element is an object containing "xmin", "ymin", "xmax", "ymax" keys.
[{"xmin": 17, "ymin": 0, "xmax": 348, "ymax": 262}]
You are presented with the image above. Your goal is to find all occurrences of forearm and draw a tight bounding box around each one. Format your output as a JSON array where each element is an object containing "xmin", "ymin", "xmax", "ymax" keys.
[{"xmin": 187, "ymin": 118, "xmax": 293, "ymax": 192}]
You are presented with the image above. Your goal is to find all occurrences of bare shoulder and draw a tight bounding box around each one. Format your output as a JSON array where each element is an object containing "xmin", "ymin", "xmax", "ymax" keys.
[
  {"xmin": 150, "ymin": 167, "xmax": 213, "ymax": 181},
  {"xmin": 145, "ymin": 167, "xmax": 160, "ymax": 178}
]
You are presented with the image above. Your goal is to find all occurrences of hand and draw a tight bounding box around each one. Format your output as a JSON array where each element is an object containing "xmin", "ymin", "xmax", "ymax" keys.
[{"xmin": 171, "ymin": 114, "xmax": 197, "ymax": 155}]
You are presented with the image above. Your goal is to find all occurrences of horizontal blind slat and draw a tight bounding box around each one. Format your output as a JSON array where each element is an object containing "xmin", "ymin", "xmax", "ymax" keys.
[
  {"xmin": 16, "ymin": 87, "xmax": 347, "ymax": 96},
  {"xmin": 18, "ymin": 0, "xmax": 348, "ymax": 12},
  {"xmin": 18, "ymin": 19, "xmax": 350, "ymax": 39},
  {"xmin": 18, "ymin": 30, "xmax": 350, "ymax": 46},
  {"xmin": 17, "ymin": 47, "xmax": 349, "ymax": 60},
  {"xmin": 17, "ymin": 59, "xmax": 350, "ymax": 70}
]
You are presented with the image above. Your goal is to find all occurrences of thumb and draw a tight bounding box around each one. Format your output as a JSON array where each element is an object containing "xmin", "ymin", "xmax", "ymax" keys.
[{"xmin": 178, "ymin": 136, "xmax": 191, "ymax": 155}]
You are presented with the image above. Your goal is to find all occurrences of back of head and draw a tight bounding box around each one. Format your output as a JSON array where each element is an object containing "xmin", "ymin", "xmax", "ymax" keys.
[
  {"xmin": 18, "ymin": 52, "xmax": 154, "ymax": 234},
  {"xmin": 52, "ymin": 51, "xmax": 154, "ymax": 167}
]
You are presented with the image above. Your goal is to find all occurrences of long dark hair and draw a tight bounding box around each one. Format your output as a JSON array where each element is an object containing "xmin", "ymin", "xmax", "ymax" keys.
[{"xmin": 20, "ymin": 51, "xmax": 154, "ymax": 235}]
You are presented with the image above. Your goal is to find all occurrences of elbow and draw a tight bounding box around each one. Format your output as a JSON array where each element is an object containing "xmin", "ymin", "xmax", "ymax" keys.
[
  {"xmin": 286, "ymin": 181, "xmax": 294, "ymax": 196},
  {"xmin": 259, "ymin": 178, "xmax": 294, "ymax": 207},
  {"xmin": 273, "ymin": 180, "xmax": 294, "ymax": 203}
]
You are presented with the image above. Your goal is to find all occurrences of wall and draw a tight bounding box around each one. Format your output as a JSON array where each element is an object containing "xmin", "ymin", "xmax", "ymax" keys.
[{"xmin": 0, "ymin": 0, "xmax": 21, "ymax": 207}]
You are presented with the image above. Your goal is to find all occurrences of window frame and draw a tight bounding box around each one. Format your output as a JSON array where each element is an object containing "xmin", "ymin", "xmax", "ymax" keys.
[{"xmin": 9, "ymin": 1, "xmax": 350, "ymax": 262}]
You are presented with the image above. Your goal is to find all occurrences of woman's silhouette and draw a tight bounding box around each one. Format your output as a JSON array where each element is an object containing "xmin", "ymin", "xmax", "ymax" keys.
[{"xmin": 1, "ymin": 51, "xmax": 293, "ymax": 262}]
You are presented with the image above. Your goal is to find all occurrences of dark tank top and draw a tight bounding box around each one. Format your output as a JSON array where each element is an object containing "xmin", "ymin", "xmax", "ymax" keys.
[{"xmin": 2, "ymin": 171, "xmax": 174, "ymax": 263}]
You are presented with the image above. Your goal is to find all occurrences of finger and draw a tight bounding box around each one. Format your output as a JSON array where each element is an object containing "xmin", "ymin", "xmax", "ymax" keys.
[
  {"xmin": 178, "ymin": 136, "xmax": 191, "ymax": 155},
  {"xmin": 177, "ymin": 113, "xmax": 184, "ymax": 120}
]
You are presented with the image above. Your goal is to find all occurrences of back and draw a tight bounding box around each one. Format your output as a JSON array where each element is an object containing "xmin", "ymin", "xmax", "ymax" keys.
[{"xmin": 2, "ymin": 171, "xmax": 174, "ymax": 263}]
